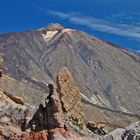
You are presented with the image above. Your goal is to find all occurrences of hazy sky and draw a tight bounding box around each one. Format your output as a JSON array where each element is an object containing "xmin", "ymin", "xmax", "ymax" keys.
[{"xmin": 0, "ymin": 0, "xmax": 140, "ymax": 53}]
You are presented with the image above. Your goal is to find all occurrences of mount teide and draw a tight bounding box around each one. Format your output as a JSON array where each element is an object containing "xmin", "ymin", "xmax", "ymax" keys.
[{"xmin": 0, "ymin": 23, "xmax": 140, "ymax": 114}]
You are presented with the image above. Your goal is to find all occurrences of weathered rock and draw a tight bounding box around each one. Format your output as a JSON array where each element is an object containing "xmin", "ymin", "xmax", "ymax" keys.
[
  {"xmin": 86, "ymin": 122, "xmax": 106, "ymax": 135},
  {"xmin": 103, "ymin": 135, "xmax": 114, "ymax": 140},
  {"xmin": 21, "ymin": 131, "xmax": 48, "ymax": 140},
  {"xmin": 0, "ymin": 90, "xmax": 24, "ymax": 139},
  {"xmin": 120, "ymin": 121, "xmax": 140, "ymax": 140},
  {"xmin": 56, "ymin": 67, "xmax": 85, "ymax": 129},
  {"xmin": 0, "ymin": 131, "xmax": 5, "ymax": 140},
  {"xmin": 46, "ymin": 85, "xmax": 64, "ymax": 129},
  {"xmin": 20, "ymin": 129, "xmax": 82, "ymax": 140},
  {"xmin": 50, "ymin": 128, "xmax": 86, "ymax": 140},
  {"xmin": 95, "ymin": 121, "xmax": 140, "ymax": 140},
  {"xmin": 104, "ymin": 128, "xmax": 124, "ymax": 140},
  {"xmin": 3, "ymin": 91, "xmax": 24, "ymax": 105}
]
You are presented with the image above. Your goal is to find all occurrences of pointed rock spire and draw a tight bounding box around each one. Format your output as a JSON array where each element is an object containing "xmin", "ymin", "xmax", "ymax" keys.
[{"xmin": 56, "ymin": 67, "xmax": 85, "ymax": 129}]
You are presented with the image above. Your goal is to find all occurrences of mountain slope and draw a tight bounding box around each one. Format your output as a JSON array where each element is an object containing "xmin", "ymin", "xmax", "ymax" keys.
[{"xmin": 0, "ymin": 23, "xmax": 140, "ymax": 114}]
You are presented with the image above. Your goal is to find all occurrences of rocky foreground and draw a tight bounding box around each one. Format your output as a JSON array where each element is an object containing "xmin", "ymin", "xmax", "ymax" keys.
[
  {"xmin": 0, "ymin": 64, "xmax": 93, "ymax": 139},
  {"xmin": 0, "ymin": 57, "xmax": 95, "ymax": 140},
  {"xmin": 0, "ymin": 58, "xmax": 140, "ymax": 139}
]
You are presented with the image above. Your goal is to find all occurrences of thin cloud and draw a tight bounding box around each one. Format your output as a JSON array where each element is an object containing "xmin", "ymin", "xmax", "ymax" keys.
[
  {"xmin": 49, "ymin": 11, "xmax": 71, "ymax": 19},
  {"xmin": 48, "ymin": 10, "xmax": 140, "ymax": 41}
]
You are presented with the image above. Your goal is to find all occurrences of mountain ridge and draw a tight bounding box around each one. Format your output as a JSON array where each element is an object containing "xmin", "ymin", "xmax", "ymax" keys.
[{"xmin": 0, "ymin": 23, "xmax": 140, "ymax": 114}]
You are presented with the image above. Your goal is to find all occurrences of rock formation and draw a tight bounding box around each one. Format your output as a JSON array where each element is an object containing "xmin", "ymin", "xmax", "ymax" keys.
[
  {"xmin": 46, "ymin": 84, "xmax": 64, "ymax": 129},
  {"xmin": 56, "ymin": 67, "xmax": 85, "ymax": 129},
  {"xmin": 3, "ymin": 91, "xmax": 24, "ymax": 105},
  {"xmin": 0, "ymin": 51, "xmax": 86, "ymax": 139},
  {"xmin": 95, "ymin": 121, "xmax": 140, "ymax": 140},
  {"xmin": 19, "ymin": 82, "xmax": 82, "ymax": 140}
]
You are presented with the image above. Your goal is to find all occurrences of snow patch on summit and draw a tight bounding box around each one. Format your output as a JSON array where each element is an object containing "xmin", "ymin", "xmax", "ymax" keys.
[
  {"xmin": 42, "ymin": 30, "xmax": 58, "ymax": 41},
  {"xmin": 62, "ymin": 28, "xmax": 73, "ymax": 34}
]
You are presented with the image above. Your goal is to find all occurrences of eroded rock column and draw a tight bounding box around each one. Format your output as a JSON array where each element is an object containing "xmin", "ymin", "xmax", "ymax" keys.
[{"xmin": 56, "ymin": 67, "xmax": 85, "ymax": 129}]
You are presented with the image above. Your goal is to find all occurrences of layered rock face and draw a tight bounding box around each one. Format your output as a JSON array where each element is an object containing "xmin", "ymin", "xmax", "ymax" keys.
[{"xmin": 57, "ymin": 67, "xmax": 85, "ymax": 129}]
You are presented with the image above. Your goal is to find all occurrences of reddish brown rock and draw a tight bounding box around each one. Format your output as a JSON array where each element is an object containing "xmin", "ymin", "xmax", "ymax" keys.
[
  {"xmin": 56, "ymin": 67, "xmax": 85, "ymax": 128},
  {"xmin": 50, "ymin": 128, "xmax": 80, "ymax": 139},
  {"xmin": 21, "ymin": 131, "xmax": 48, "ymax": 140},
  {"xmin": 50, "ymin": 128, "xmax": 65, "ymax": 139},
  {"xmin": 20, "ymin": 129, "xmax": 80, "ymax": 140},
  {"xmin": 46, "ymin": 85, "xmax": 64, "ymax": 129},
  {"xmin": 0, "ymin": 131, "xmax": 5, "ymax": 140}
]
